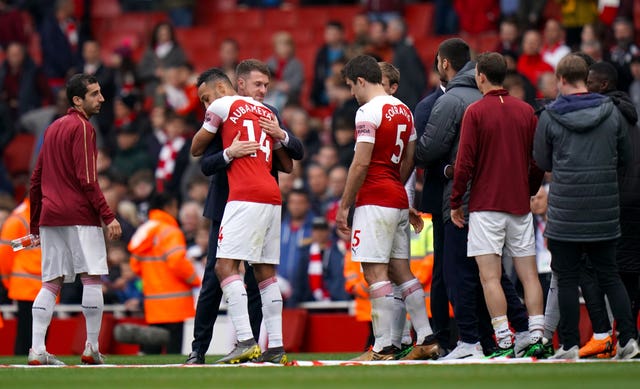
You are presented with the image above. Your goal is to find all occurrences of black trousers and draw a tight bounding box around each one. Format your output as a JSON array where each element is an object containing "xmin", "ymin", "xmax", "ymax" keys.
[
  {"xmin": 619, "ymin": 271, "xmax": 640, "ymax": 330},
  {"xmin": 580, "ymin": 256, "xmax": 612, "ymax": 334},
  {"xmin": 443, "ymin": 222, "xmax": 529, "ymax": 349},
  {"xmin": 549, "ymin": 238, "xmax": 637, "ymax": 348},
  {"xmin": 190, "ymin": 220, "xmax": 262, "ymax": 356},
  {"xmin": 15, "ymin": 300, "xmax": 33, "ymax": 355},
  {"xmin": 429, "ymin": 213, "xmax": 452, "ymax": 349}
]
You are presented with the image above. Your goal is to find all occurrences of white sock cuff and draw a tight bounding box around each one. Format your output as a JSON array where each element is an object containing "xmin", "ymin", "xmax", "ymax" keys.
[
  {"xmin": 399, "ymin": 278, "xmax": 422, "ymax": 299},
  {"xmin": 369, "ymin": 281, "xmax": 392, "ymax": 299}
]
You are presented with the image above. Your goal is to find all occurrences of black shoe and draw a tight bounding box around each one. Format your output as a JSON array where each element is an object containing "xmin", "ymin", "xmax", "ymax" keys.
[{"xmin": 185, "ymin": 351, "xmax": 205, "ymax": 364}]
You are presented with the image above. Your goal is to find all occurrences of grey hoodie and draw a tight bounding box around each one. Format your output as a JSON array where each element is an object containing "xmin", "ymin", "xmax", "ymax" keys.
[{"xmin": 534, "ymin": 93, "xmax": 631, "ymax": 241}]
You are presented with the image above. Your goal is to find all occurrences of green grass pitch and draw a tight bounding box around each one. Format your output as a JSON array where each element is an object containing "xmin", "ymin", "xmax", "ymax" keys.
[{"xmin": 1, "ymin": 353, "xmax": 639, "ymax": 389}]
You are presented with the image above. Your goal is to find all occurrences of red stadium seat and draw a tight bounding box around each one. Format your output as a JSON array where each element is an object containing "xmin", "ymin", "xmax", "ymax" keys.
[
  {"xmin": 404, "ymin": 2, "xmax": 435, "ymax": 39},
  {"xmin": 91, "ymin": 0, "xmax": 121, "ymax": 18}
]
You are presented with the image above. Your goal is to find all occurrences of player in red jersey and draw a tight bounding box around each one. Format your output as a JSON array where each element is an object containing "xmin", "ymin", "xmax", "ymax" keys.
[
  {"xmin": 336, "ymin": 55, "xmax": 439, "ymax": 360},
  {"xmin": 191, "ymin": 68, "xmax": 292, "ymax": 364}
]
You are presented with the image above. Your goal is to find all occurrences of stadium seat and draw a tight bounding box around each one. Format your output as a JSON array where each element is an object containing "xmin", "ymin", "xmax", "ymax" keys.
[
  {"xmin": 91, "ymin": 0, "xmax": 121, "ymax": 18},
  {"xmin": 404, "ymin": 2, "xmax": 435, "ymax": 39},
  {"xmin": 282, "ymin": 309, "xmax": 308, "ymax": 353},
  {"xmin": 414, "ymin": 35, "xmax": 453, "ymax": 70}
]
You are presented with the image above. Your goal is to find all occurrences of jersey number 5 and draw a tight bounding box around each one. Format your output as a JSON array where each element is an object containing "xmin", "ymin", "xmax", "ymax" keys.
[
  {"xmin": 390, "ymin": 124, "xmax": 407, "ymax": 164},
  {"xmin": 243, "ymin": 120, "xmax": 271, "ymax": 162}
]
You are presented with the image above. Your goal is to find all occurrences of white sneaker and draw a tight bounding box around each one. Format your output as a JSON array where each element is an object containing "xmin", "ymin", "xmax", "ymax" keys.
[
  {"xmin": 28, "ymin": 348, "xmax": 66, "ymax": 365},
  {"xmin": 81, "ymin": 342, "xmax": 105, "ymax": 365},
  {"xmin": 441, "ymin": 341, "xmax": 484, "ymax": 360},
  {"xmin": 550, "ymin": 345, "xmax": 579, "ymax": 360},
  {"xmin": 614, "ymin": 338, "xmax": 640, "ymax": 360},
  {"xmin": 514, "ymin": 331, "xmax": 531, "ymax": 357}
]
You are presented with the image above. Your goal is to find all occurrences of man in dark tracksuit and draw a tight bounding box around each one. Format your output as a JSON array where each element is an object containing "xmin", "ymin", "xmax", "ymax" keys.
[
  {"xmin": 415, "ymin": 38, "xmax": 530, "ymax": 358},
  {"xmin": 186, "ymin": 60, "xmax": 304, "ymax": 364}
]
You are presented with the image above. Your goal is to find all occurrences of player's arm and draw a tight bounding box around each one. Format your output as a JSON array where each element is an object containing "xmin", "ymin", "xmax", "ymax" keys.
[
  {"xmin": 192, "ymin": 102, "xmax": 224, "ymax": 157},
  {"xmin": 337, "ymin": 142, "xmax": 373, "ymax": 235},
  {"xmin": 191, "ymin": 128, "xmax": 217, "ymax": 157},
  {"xmin": 533, "ymin": 113, "xmax": 553, "ymax": 172},
  {"xmin": 400, "ymin": 139, "xmax": 416, "ymax": 184},
  {"xmin": 273, "ymin": 143, "xmax": 293, "ymax": 173},
  {"xmin": 29, "ymin": 152, "xmax": 43, "ymax": 235}
]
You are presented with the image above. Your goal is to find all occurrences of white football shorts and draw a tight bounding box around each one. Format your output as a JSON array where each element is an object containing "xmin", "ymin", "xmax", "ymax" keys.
[
  {"xmin": 467, "ymin": 211, "xmax": 536, "ymax": 258},
  {"xmin": 40, "ymin": 225, "xmax": 107, "ymax": 283},
  {"xmin": 216, "ymin": 201, "xmax": 281, "ymax": 264},
  {"xmin": 351, "ymin": 205, "xmax": 410, "ymax": 263}
]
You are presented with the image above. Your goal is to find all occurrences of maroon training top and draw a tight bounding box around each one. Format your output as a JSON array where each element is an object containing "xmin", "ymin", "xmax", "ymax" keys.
[
  {"xmin": 451, "ymin": 89, "xmax": 543, "ymax": 215},
  {"xmin": 30, "ymin": 108, "xmax": 114, "ymax": 234}
]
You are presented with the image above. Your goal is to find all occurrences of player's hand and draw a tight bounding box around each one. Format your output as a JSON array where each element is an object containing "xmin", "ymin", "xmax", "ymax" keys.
[
  {"xmin": 451, "ymin": 207, "xmax": 465, "ymax": 228},
  {"xmin": 336, "ymin": 206, "xmax": 351, "ymax": 236},
  {"xmin": 409, "ymin": 207, "xmax": 424, "ymax": 233},
  {"xmin": 106, "ymin": 219, "xmax": 122, "ymax": 241},
  {"xmin": 228, "ymin": 131, "xmax": 259, "ymax": 158},
  {"xmin": 259, "ymin": 116, "xmax": 286, "ymax": 141}
]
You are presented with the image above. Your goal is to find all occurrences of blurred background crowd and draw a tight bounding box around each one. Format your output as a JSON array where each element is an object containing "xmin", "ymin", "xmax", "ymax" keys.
[{"xmin": 0, "ymin": 0, "xmax": 639, "ymax": 318}]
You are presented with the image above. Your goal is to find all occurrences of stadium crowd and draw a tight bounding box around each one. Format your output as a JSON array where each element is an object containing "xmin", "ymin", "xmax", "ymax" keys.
[{"xmin": 0, "ymin": 0, "xmax": 639, "ymax": 362}]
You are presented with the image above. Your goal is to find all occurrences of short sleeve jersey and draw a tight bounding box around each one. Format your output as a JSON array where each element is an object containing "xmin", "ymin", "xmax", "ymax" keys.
[
  {"xmin": 202, "ymin": 95, "xmax": 281, "ymax": 205},
  {"xmin": 354, "ymin": 95, "xmax": 417, "ymax": 209}
]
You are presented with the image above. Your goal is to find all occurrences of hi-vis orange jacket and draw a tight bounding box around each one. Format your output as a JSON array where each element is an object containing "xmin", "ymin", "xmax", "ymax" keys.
[
  {"xmin": 0, "ymin": 199, "xmax": 42, "ymax": 301},
  {"xmin": 129, "ymin": 209, "xmax": 201, "ymax": 324}
]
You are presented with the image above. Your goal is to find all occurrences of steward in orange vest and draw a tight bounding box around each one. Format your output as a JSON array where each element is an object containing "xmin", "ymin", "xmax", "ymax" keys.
[
  {"xmin": 128, "ymin": 193, "xmax": 201, "ymax": 354},
  {"xmin": 0, "ymin": 199, "xmax": 43, "ymax": 354}
]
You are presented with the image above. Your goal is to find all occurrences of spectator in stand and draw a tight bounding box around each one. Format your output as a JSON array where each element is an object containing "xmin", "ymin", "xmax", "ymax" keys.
[
  {"xmin": 102, "ymin": 241, "xmax": 142, "ymax": 310},
  {"xmin": 325, "ymin": 164, "xmax": 347, "ymax": 224},
  {"xmin": 217, "ymin": 38, "xmax": 239, "ymax": 86},
  {"xmin": 453, "ymin": 0, "xmax": 500, "ymax": 35},
  {"xmin": 129, "ymin": 192, "xmax": 201, "ymax": 354},
  {"xmin": 111, "ymin": 42, "xmax": 139, "ymax": 100},
  {"xmin": 0, "ymin": 42, "xmax": 52, "ymax": 123},
  {"xmin": 111, "ymin": 100, "xmax": 154, "ymax": 178},
  {"xmin": 128, "ymin": 170, "xmax": 155, "ymax": 224},
  {"xmin": 580, "ymin": 40, "xmax": 603, "ymax": 63},
  {"xmin": 541, "ymin": 19, "xmax": 571, "ymax": 69},
  {"xmin": 364, "ymin": 0, "xmax": 404, "ymax": 22},
  {"xmin": 609, "ymin": 17, "xmax": 639, "ymax": 93},
  {"xmin": 386, "ymin": 17, "xmax": 426, "ymax": 109},
  {"xmin": 39, "ymin": 0, "xmax": 87, "ymax": 93},
  {"xmin": 560, "ymin": 0, "xmax": 598, "ymax": 48},
  {"xmin": 302, "ymin": 216, "xmax": 349, "ymax": 302},
  {"xmin": 179, "ymin": 200, "xmax": 202, "ymax": 250},
  {"xmin": 286, "ymin": 105, "xmax": 321, "ymax": 163},
  {"xmin": 365, "ymin": 20, "xmax": 392, "ymax": 62},
  {"xmin": 517, "ymin": 30, "xmax": 554, "ymax": 96},
  {"xmin": 537, "ymin": 71, "xmax": 559, "ymax": 104},
  {"xmin": 279, "ymin": 189, "xmax": 315, "ymax": 307},
  {"xmin": 184, "ymin": 174, "xmax": 209, "ymax": 206},
  {"xmin": 137, "ymin": 21, "xmax": 187, "ymax": 102},
  {"xmin": 495, "ymin": 17, "xmax": 521, "ymax": 58},
  {"xmin": 311, "ymin": 21, "xmax": 347, "ymax": 107},
  {"xmin": 434, "ymin": 0, "xmax": 459, "ymax": 35},
  {"xmin": 347, "ymin": 12, "xmax": 370, "ymax": 59},
  {"xmin": 81, "ymin": 40, "xmax": 116, "ymax": 139},
  {"xmin": 156, "ymin": 63, "xmax": 200, "ymax": 123},
  {"xmin": 165, "ymin": 0, "xmax": 195, "ymax": 27},
  {"xmin": 516, "ymin": 0, "xmax": 545, "ymax": 30},
  {"xmin": 154, "ymin": 112, "xmax": 189, "ymax": 195},
  {"xmin": 306, "ymin": 163, "xmax": 330, "ymax": 217},
  {"xmin": 314, "ymin": 145, "xmax": 339, "ymax": 171},
  {"xmin": 0, "ymin": 0, "xmax": 28, "ymax": 49},
  {"xmin": 530, "ymin": 185, "xmax": 552, "ymax": 301},
  {"xmin": 102, "ymin": 186, "xmax": 136, "ymax": 244},
  {"xmin": 265, "ymin": 31, "xmax": 304, "ymax": 111}
]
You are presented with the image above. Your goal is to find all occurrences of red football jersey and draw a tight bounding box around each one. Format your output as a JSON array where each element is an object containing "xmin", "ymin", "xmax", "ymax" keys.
[
  {"xmin": 202, "ymin": 95, "xmax": 281, "ymax": 205},
  {"xmin": 354, "ymin": 95, "xmax": 416, "ymax": 209}
]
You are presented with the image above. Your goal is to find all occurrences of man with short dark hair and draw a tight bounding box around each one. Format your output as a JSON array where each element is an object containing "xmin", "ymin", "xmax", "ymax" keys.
[
  {"xmin": 534, "ymin": 54, "xmax": 639, "ymax": 359},
  {"xmin": 29, "ymin": 73, "xmax": 122, "ymax": 365},
  {"xmin": 337, "ymin": 55, "xmax": 439, "ymax": 361},
  {"xmin": 451, "ymin": 52, "xmax": 546, "ymax": 358}
]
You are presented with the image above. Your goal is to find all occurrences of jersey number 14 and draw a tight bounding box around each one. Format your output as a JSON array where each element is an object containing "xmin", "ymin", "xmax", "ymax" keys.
[{"xmin": 243, "ymin": 119, "xmax": 271, "ymax": 162}]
